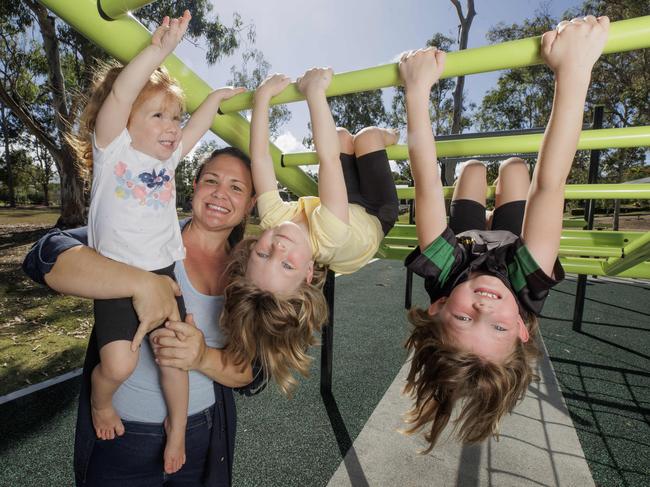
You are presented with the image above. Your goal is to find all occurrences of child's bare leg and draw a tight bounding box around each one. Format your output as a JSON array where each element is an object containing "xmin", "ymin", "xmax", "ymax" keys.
[
  {"xmin": 353, "ymin": 126, "xmax": 399, "ymax": 156},
  {"xmin": 92, "ymin": 341, "xmax": 138, "ymax": 440},
  {"xmin": 494, "ymin": 157, "xmax": 530, "ymax": 209},
  {"xmin": 160, "ymin": 365, "xmax": 188, "ymax": 474},
  {"xmin": 453, "ymin": 160, "xmax": 487, "ymax": 206}
]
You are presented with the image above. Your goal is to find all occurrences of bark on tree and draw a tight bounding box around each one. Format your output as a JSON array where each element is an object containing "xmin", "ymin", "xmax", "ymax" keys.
[
  {"xmin": 445, "ymin": 0, "xmax": 476, "ymax": 185},
  {"xmin": 1, "ymin": 105, "xmax": 16, "ymax": 207}
]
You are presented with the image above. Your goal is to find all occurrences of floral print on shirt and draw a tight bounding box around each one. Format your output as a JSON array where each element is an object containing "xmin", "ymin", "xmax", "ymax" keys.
[{"xmin": 113, "ymin": 161, "xmax": 175, "ymax": 209}]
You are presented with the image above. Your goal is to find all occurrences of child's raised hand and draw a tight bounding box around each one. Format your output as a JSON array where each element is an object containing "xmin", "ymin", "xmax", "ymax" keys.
[
  {"xmin": 151, "ymin": 10, "xmax": 191, "ymax": 55},
  {"xmin": 255, "ymin": 73, "xmax": 292, "ymax": 102},
  {"xmin": 399, "ymin": 47, "xmax": 446, "ymax": 94},
  {"xmin": 215, "ymin": 86, "xmax": 247, "ymax": 101},
  {"xmin": 296, "ymin": 67, "xmax": 333, "ymax": 98},
  {"xmin": 541, "ymin": 15, "xmax": 609, "ymax": 78}
]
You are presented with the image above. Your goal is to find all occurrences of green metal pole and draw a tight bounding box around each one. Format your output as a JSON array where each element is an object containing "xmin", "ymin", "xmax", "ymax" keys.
[
  {"xmin": 602, "ymin": 231, "xmax": 650, "ymax": 276},
  {"xmin": 37, "ymin": 0, "xmax": 317, "ymax": 197},
  {"xmin": 393, "ymin": 184, "xmax": 650, "ymax": 201},
  {"xmin": 98, "ymin": 0, "xmax": 156, "ymax": 19},
  {"xmin": 220, "ymin": 16, "xmax": 650, "ymax": 114},
  {"xmin": 282, "ymin": 126, "xmax": 650, "ymax": 165}
]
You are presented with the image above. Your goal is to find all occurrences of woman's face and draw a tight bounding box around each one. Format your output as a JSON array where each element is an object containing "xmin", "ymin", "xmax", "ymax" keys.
[{"xmin": 192, "ymin": 154, "xmax": 255, "ymax": 232}]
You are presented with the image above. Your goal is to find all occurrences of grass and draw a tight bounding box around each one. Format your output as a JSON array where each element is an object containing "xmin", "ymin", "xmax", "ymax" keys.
[{"xmin": 0, "ymin": 209, "xmax": 92, "ymax": 396}]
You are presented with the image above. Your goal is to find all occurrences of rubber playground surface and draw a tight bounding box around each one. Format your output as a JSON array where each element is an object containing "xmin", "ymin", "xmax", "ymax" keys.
[{"xmin": 1, "ymin": 259, "xmax": 648, "ymax": 486}]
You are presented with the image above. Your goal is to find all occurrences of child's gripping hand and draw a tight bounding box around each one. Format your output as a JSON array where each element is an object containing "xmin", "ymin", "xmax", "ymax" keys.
[
  {"xmin": 399, "ymin": 47, "xmax": 446, "ymax": 94},
  {"xmin": 541, "ymin": 15, "xmax": 609, "ymax": 78},
  {"xmin": 151, "ymin": 10, "xmax": 192, "ymax": 56},
  {"xmin": 215, "ymin": 86, "xmax": 247, "ymax": 102},
  {"xmin": 296, "ymin": 67, "xmax": 333, "ymax": 98},
  {"xmin": 255, "ymin": 73, "xmax": 292, "ymax": 103}
]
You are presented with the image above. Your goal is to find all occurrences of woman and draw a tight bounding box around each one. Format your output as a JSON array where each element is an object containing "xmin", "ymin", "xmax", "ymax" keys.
[{"xmin": 23, "ymin": 147, "xmax": 261, "ymax": 487}]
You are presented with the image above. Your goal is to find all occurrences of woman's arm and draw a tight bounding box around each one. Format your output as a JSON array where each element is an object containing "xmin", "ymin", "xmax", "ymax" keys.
[
  {"xmin": 151, "ymin": 316, "xmax": 254, "ymax": 388},
  {"xmin": 23, "ymin": 226, "xmax": 181, "ymax": 349},
  {"xmin": 399, "ymin": 48, "xmax": 448, "ymax": 250}
]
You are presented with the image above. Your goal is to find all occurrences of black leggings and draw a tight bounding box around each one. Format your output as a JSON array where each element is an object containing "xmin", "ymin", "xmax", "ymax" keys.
[
  {"xmin": 93, "ymin": 264, "xmax": 187, "ymax": 349},
  {"xmin": 449, "ymin": 199, "xmax": 526, "ymax": 236},
  {"xmin": 340, "ymin": 149, "xmax": 399, "ymax": 235}
]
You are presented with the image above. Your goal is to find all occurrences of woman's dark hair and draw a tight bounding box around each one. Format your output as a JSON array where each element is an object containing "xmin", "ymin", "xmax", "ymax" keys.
[{"xmin": 193, "ymin": 146, "xmax": 254, "ymax": 249}]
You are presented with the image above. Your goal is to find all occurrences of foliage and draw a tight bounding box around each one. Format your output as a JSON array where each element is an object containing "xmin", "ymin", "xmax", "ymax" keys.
[
  {"xmin": 175, "ymin": 140, "xmax": 221, "ymax": 210},
  {"xmin": 477, "ymin": 0, "xmax": 649, "ymax": 184},
  {"xmin": 227, "ymin": 48, "xmax": 291, "ymax": 137},
  {"xmin": 0, "ymin": 1, "xmax": 254, "ymax": 224}
]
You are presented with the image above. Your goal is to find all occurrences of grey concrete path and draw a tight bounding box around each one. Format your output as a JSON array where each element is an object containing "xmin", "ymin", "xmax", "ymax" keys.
[{"xmin": 327, "ymin": 342, "xmax": 593, "ymax": 487}]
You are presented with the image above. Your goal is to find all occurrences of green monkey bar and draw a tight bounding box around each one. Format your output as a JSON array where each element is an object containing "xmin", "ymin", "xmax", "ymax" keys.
[
  {"xmin": 393, "ymin": 184, "xmax": 650, "ymax": 201},
  {"xmin": 602, "ymin": 230, "xmax": 650, "ymax": 276},
  {"xmin": 282, "ymin": 126, "xmax": 650, "ymax": 166},
  {"xmin": 37, "ymin": 0, "xmax": 318, "ymax": 197},
  {"xmin": 38, "ymin": 0, "xmax": 650, "ymax": 279},
  {"xmin": 219, "ymin": 16, "xmax": 650, "ymax": 114}
]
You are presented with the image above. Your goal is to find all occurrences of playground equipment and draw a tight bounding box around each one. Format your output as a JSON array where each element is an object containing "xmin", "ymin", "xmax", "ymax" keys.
[{"xmin": 38, "ymin": 0, "xmax": 650, "ymax": 393}]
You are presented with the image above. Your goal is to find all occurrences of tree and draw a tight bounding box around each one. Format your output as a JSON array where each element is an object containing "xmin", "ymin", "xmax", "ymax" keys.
[
  {"xmin": 227, "ymin": 48, "xmax": 290, "ymax": 138},
  {"xmin": 477, "ymin": 0, "xmax": 649, "ymax": 185},
  {"xmin": 0, "ymin": 1, "xmax": 253, "ymax": 226},
  {"xmin": 390, "ymin": 33, "xmax": 463, "ymax": 185},
  {"xmin": 175, "ymin": 140, "xmax": 221, "ymax": 210}
]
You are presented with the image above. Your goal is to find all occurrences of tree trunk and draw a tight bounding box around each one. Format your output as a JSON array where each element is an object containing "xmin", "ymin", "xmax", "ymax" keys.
[
  {"xmin": 54, "ymin": 150, "xmax": 86, "ymax": 227},
  {"xmin": 446, "ymin": 0, "xmax": 476, "ymax": 185},
  {"xmin": 1, "ymin": 106, "xmax": 16, "ymax": 207}
]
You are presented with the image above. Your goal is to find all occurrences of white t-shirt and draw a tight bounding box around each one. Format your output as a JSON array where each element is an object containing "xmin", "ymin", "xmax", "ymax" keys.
[{"xmin": 87, "ymin": 129, "xmax": 185, "ymax": 270}]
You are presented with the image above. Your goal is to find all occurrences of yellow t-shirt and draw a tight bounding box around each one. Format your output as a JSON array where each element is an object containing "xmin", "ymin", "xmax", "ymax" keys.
[{"xmin": 256, "ymin": 190, "xmax": 383, "ymax": 274}]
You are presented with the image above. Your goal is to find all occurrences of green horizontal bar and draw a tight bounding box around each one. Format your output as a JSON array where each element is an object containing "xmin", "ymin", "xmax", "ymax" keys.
[
  {"xmin": 282, "ymin": 126, "xmax": 650, "ymax": 166},
  {"xmin": 380, "ymin": 246, "xmax": 650, "ymax": 278},
  {"xmin": 98, "ymin": 0, "xmax": 156, "ymax": 19},
  {"xmin": 387, "ymin": 225, "xmax": 643, "ymax": 245},
  {"xmin": 220, "ymin": 16, "xmax": 650, "ymax": 114},
  {"xmin": 393, "ymin": 184, "xmax": 650, "ymax": 201},
  {"xmin": 38, "ymin": 0, "xmax": 317, "ymax": 197},
  {"xmin": 603, "ymin": 230, "xmax": 650, "ymax": 275}
]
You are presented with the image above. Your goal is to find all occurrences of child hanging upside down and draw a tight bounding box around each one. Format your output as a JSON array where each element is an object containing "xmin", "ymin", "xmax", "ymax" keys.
[
  {"xmin": 399, "ymin": 15, "xmax": 609, "ymax": 450},
  {"xmin": 220, "ymin": 68, "xmax": 400, "ymax": 395}
]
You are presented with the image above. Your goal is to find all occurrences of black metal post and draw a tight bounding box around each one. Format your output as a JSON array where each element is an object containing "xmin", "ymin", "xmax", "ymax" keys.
[
  {"xmin": 405, "ymin": 199, "xmax": 415, "ymax": 309},
  {"xmin": 572, "ymin": 105, "xmax": 604, "ymax": 332},
  {"xmin": 320, "ymin": 269, "xmax": 336, "ymax": 395}
]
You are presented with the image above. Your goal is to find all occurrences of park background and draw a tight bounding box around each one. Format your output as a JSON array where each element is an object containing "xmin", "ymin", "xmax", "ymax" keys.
[{"xmin": 0, "ymin": 0, "xmax": 649, "ymax": 485}]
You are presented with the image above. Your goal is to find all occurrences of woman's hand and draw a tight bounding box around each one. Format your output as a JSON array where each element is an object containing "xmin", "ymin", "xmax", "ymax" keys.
[
  {"xmin": 130, "ymin": 273, "xmax": 182, "ymax": 351},
  {"xmin": 151, "ymin": 314, "xmax": 206, "ymax": 371}
]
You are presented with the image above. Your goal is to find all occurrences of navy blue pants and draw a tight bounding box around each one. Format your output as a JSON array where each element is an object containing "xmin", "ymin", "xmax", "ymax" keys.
[{"xmin": 84, "ymin": 405, "xmax": 214, "ymax": 486}]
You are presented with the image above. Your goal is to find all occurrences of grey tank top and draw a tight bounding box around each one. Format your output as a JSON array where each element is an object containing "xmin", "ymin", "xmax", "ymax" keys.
[{"xmin": 113, "ymin": 260, "xmax": 227, "ymax": 422}]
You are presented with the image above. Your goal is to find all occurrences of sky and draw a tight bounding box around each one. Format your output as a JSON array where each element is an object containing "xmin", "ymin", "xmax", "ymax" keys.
[{"xmin": 173, "ymin": 0, "xmax": 582, "ymax": 153}]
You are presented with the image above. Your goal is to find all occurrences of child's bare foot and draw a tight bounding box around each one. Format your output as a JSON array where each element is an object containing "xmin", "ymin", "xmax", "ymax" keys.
[
  {"xmin": 163, "ymin": 417, "xmax": 186, "ymax": 474},
  {"xmin": 91, "ymin": 403, "xmax": 125, "ymax": 440}
]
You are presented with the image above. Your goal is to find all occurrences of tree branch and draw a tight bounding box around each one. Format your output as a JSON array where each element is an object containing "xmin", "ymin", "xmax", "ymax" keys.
[{"xmin": 0, "ymin": 83, "xmax": 63, "ymax": 160}]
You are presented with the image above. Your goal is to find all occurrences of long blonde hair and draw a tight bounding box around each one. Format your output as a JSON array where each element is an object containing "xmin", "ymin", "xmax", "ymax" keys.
[
  {"xmin": 67, "ymin": 60, "xmax": 185, "ymax": 179},
  {"xmin": 220, "ymin": 236, "xmax": 328, "ymax": 396},
  {"xmin": 403, "ymin": 307, "xmax": 539, "ymax": 452}
]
